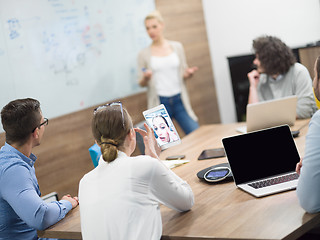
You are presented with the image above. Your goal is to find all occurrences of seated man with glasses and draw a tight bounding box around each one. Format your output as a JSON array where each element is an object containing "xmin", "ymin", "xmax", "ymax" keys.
[{"xmin": 0, "ymin": 98, "xmax": 78, "ymax": 240}]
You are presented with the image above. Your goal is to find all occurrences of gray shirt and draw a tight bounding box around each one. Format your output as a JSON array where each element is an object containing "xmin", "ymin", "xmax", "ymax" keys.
[{"xmin": 257, "ymin": 63, "xmax": 316, "ymax": 119}]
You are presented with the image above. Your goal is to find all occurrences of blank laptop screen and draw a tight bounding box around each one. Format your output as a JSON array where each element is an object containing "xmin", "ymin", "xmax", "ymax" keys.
[{"xmin": 222, "ymin": 125, "xmax": 300, "ymax": 185}]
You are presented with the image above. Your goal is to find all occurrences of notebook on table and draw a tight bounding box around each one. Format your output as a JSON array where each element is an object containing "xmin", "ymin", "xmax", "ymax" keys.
[
  {"xmin": 222, "ymin": 125, "xmax": 300, "ymax": 197},
  {"xmin": 237, "ymin": 95, "xmax": 298, "ymax": 133}
]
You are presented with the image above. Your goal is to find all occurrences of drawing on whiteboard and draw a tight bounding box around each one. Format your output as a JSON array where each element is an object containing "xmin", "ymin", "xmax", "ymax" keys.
[
  {"xmin": 0, "ymin": 0, "xmax": 155, "ymax": 122},
  {"xmin": 42, "ymin": 31, "xmax": 58, "ymax": 52},
  {"xmin": 7, "ymin": 18, "xmax": 21, "ymax": 40},
  {"xmin": 82, "ymin": 24, "xmax": 105, "ymax": 48}
]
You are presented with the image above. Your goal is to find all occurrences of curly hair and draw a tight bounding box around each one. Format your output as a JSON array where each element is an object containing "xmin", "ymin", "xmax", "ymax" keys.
[{"xmin": 253, "ymin": 36, "xmax": 296, "ymax": 75}]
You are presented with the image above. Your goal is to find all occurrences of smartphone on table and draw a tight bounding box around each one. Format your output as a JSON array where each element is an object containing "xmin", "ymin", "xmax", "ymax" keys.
[{"xmin": 198, "ymin": 148, "xmax": 226, "ymax": 160}]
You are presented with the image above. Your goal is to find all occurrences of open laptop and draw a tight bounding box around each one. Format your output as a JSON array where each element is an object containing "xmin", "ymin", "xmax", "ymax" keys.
[
  {"xmin": 222, "ymin": 125, "xmax": 300, "ymax": 197},
  {"xmin": 237, "ymin": 95, "xmax": 297, "ymax": 133}
]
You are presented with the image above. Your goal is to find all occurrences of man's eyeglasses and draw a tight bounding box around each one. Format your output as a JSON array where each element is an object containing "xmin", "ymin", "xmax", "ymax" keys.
[
  {"xmin": 94, "ymin": 102, "xmax": 125, "ymax": 128},
  {"xmin": 32, "ymin": 118, "xmax": 49, "ymax": 133}
]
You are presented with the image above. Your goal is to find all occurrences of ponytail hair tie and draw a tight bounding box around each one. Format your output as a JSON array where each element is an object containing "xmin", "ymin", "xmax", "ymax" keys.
[{"xmin": 101, "ymin": 142, "xmax": 118, "ymax": 147}]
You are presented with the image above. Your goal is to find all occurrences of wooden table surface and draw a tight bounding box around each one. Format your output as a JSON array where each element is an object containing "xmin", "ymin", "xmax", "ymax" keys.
[{"xmin": 38, "ymin": 119, "xmax": 320, "ymax": 240}]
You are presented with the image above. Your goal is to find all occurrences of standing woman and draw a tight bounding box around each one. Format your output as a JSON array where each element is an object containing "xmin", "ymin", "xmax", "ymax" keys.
[
  {"xmin": 138, "ymin": 10, "xmax": 199, "ymax": 134},
  {"xmin": 78, "ymin": 102, "xmax": 194, "ymax": 240}
]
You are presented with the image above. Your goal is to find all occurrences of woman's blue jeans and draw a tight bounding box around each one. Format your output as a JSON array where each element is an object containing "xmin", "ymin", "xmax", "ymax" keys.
[{"xmin": 159, "ymin": 94, "xmax": 199, "ymax": 135}]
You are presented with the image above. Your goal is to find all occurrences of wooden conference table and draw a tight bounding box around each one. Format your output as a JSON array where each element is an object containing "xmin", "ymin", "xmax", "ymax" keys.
[{"xmin": 38, "ymin": 119, "xmax": 320, "ymax": 240}]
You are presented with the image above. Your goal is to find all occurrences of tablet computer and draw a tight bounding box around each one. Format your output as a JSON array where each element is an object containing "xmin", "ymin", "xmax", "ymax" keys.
[{"xmin": 143, "ymin": 104, "xmax": 181, "ymax": 150}]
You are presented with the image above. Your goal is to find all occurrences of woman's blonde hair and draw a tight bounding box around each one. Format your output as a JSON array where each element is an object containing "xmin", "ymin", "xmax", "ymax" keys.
[
  {"xmin": 145, "ymin": 10, "xmax": 164, "ymax": 23},
  {"xmin": 92, "ymin": 104, "xmax": 133, "ymax": 163},
  {"xmin": 316, "ymin": 56, "xmax": 320, "ymax": 81}
]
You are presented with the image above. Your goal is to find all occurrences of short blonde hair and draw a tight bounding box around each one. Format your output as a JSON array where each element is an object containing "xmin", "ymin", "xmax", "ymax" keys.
[{"xmin": 145, "ymin": 10, "xmax": 164, "ymax": 23}]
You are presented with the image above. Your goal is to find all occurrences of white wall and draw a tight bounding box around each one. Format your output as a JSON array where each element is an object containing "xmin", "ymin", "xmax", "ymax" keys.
[{"xmin": 203, "ymin": 0, "xmax": 320, "ymax": 123}]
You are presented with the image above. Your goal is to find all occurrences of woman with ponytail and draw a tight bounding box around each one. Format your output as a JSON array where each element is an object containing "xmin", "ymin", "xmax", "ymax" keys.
[{"xmin": 78, "ymin": 102, "xmax": 194, "ymax": 240}]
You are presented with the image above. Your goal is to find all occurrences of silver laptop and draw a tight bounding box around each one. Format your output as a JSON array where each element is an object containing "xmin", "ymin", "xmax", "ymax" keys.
[
  {"xmin": 237, "ymin": 96, "xmax": 297, "ymax": 133},
  {"xmin": 222, "ymin": 125, "xmax": 300, "ymax": 197}
]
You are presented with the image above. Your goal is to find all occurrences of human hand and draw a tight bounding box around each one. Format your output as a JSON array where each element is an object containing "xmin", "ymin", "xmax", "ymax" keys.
[
  {"xmin": 184, "ymin": 66, "xmax": 198, "ymax": 78},
  {"xmin": 135, "ymin": 123, "xmax": 161, "ymax": 159},
  {"xmin": 143, "ymin": 69, "xmax": 152, "ymax": 81},
  {"xmin": 139, "ymin": 69, "xmax": 153, "ymax": 87},
  {"xmin": 296, "ymin": 158, "xmax": 303, "ymax": 175},
  {"xmin": 247, "ymin": 69, "xmax": 260, "ymax": 88},
  {"xmin": 61, "ymin": 194, "xmax": 79, "ymax": 208}
]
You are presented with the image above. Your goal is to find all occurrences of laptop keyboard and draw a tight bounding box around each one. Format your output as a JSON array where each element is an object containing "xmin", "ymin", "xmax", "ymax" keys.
[{"xmin": 248, "ymin": 172, "xmax": 299, "ymax": 189}]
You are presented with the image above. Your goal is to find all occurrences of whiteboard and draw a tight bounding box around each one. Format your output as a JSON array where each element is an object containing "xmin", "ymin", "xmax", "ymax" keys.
[{"xmin": 0, "ymin": 0, "xmax": 154, "ymax": 130}]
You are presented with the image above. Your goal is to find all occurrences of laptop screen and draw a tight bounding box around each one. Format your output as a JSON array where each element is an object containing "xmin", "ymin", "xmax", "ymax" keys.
[
  {"xmin": 222, "ymin": 125, "xmax": 300, "ymax": 185},
  {"xmin": 246, "ymin": 96, "xmax": 297, "ymax": 132}
]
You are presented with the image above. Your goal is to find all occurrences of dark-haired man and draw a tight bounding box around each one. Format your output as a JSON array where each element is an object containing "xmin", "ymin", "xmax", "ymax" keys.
[
  {"xmin": 247, "ymin": 35, "xmax": 316, "ymax": 119},
  {"xmin": 0, "ymin": 98, "xmax": 78, "ymax": 239}
]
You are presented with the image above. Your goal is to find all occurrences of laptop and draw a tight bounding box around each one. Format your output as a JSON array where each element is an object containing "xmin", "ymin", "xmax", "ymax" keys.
[
  {"xmin": 222, "ymin": 125, "xmax": 300, "ymax": 197},
  {"xmin": 237, "ymin": 96, "xmax": 297, "ymax": 133}
]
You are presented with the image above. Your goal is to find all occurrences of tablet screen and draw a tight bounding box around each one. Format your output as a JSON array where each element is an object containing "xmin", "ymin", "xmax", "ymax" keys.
[{"xmin": 143, "ymin": 104, "xmax": 181, "ymax": 149}]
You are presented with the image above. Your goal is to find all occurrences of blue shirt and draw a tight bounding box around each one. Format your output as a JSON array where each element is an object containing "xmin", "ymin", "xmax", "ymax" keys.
[
  {"xmin": 297, "ymin": 110, "xmax": 320, "ymax": 213},
  {"xmin": 0, "ymin": 143, "xmax": 72, "ymax": 240}
]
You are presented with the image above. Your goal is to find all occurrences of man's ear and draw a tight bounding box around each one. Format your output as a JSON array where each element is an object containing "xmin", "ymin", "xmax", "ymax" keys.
[{"xmin": 32, "ymin": 128, "xmax": 39, "ymax": 139}]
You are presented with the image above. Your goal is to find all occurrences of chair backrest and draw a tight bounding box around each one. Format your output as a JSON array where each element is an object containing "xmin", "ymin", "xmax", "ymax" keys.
[
  {"xmin": 135, "ymin": 121, "xmax": 146, "ymax": 155},
  {"xmin": 89, "ymin": 143, "xmax": 101, "ymax": 168}
]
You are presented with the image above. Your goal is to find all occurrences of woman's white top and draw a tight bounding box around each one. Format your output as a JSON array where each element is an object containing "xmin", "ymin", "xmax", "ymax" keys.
[
  {"xmin": 78, "ymin": 151, "xmax": 194, "ymax": 240},
  {"xmin": 151, "ymin": 52, "xmax": 181, "ymax": 97}
]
